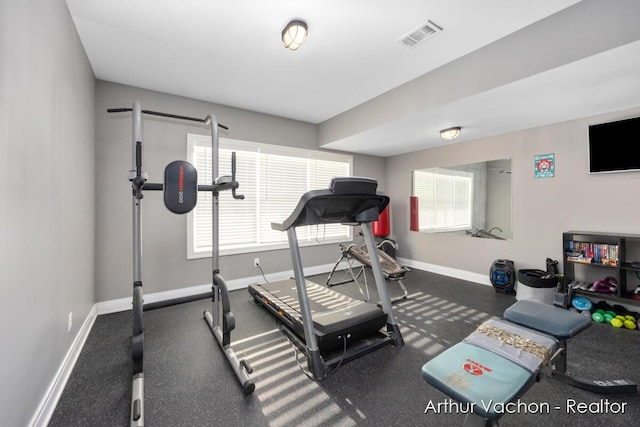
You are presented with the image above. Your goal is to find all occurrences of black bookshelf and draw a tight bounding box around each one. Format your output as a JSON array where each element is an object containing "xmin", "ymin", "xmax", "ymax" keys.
[{"xmin": 563, "ymin": 231, "xmax": 640, "ymax": 308}]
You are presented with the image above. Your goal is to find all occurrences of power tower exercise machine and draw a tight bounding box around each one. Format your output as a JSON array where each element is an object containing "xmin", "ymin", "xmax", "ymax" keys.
[
  {"xmin": 248, "ymin": 177, "xmax": 404, "ymax": 380},
  {"xmin": 108, "ymin": 102, "xmax": 254, "ymax": 427}
]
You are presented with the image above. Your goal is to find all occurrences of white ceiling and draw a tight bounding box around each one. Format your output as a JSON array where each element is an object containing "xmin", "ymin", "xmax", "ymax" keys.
[{"xmin": 65, "ymin": 0, "xmax": 640, "ymax": 157}]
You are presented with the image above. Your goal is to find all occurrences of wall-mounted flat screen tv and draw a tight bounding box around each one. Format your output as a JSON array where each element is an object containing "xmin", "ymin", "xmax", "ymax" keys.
[{"xmin": 589, "ymin": 116, "xmax": 640, "ymax": 174}]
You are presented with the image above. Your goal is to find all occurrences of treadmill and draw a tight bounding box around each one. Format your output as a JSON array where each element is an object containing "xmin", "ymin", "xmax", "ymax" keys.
[{"xmin": 248, "ymin": 177, "xmax": 404, "ymax": 380}]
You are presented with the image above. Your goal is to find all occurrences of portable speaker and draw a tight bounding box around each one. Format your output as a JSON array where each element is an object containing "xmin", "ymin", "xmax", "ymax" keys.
[{"xmin": 490, "ymin": 259, "xmax": 516, "ymax": 294}]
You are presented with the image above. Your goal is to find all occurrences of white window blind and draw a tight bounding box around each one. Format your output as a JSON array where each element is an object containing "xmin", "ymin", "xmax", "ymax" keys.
[
  {"xmin": 187, "ymin": 134, "xmax": 352, "ymax": 258},
  {"xmin": 413, "ymin": 168, "xmax": 473, "ymax": 232}
]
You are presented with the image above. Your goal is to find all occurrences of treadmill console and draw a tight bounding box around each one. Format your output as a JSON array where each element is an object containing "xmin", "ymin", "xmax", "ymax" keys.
[
  {"xmin": 273, "ymin": 177, "xmax": 389, "ymax": 230},
  {"xmin": 330, "ymin": 177, "xmax": 378, "ymax": 195}
]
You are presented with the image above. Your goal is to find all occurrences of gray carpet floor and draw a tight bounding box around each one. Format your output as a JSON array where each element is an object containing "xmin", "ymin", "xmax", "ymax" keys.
[{"xmin": 49, "ymin": 268, "xmax": 640, "ymax": 426}]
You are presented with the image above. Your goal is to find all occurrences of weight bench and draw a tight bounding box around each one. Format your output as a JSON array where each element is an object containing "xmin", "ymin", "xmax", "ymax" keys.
[{"xmin": 422, "ymin": 300, "xmax": 638, "ymax": 426}]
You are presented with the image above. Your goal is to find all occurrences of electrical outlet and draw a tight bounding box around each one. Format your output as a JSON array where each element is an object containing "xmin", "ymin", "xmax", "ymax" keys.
[
  {"xmin": 68, "ymin": 312, "xmax": 73, "ymax": 332},
  {"xmin": 254, "ymin": 257, "xmax": 260, "ymax": 267}
]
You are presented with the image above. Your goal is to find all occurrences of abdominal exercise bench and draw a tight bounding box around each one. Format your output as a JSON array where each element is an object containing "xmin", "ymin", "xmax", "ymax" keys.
[
  {"xmin": 326, "ymin": 241, "xmax": 409, "ymax": 303},
  {"xmin": 422, "ymin": 300, "xmax": 637, "ymax": 426}
]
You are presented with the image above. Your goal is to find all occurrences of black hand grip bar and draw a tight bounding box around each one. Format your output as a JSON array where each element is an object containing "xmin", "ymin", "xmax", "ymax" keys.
[
  {"xmin": 107, "ymin": 107, "xmax": 229, "ymax": 130},
  {"xmin": 231, "ymin": 152, "xmax": 244, "ymax": 200}
]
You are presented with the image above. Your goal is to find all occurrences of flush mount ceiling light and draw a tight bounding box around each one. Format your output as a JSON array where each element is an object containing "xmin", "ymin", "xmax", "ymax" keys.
[
  {"xmin": 440, "ymin": 127, "xmax": 461, "ymax": 141},
  {"xmin": 282, "ymin": 19, "xmax": 308, "ymax": 50}
]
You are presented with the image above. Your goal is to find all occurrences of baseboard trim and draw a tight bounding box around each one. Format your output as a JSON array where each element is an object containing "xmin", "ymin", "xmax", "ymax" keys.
[
  {"xmin": 95, "ymin": 262, "xmax": 339, "ymax": 315},
  {"xmin": 397, "ymin": 257, "xmax": 492, "ymax": 287},
  {"xmin": 95, "ymin": 260, "xmax": 491, "ymax": 315},
  {"xmin": 29, "ymin": 305, "xmax": 98, "ymax": 427}
]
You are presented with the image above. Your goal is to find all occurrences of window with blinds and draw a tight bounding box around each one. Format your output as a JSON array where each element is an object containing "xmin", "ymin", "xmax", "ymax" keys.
[
  {"xmin": 187, "ymin": 134, "xmax": 353, "ymax": 258},
  {"xmin": 413, "ymin": 168, "xmax": 473, "ymax": 232}
]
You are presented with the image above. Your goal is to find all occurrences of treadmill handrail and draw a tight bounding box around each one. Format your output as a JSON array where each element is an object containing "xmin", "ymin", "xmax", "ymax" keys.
[{"xmin": 271, "ymin": 177, "xmax": 389, "ymax": 231}]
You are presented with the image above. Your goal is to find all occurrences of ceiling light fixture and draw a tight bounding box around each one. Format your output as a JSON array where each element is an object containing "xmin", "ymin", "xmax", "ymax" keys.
[
  {"xmin": 282, "ymin": 19, "xmax": 308, "ymax": 51},
  {"xmin": 440, "ymin": 127, "xmax": 461, "ymax": 141}
]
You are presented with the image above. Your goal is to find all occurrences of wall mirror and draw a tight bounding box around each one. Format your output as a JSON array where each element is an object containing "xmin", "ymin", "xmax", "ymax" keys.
[{"xmin": 411, "ymin": 158, "xmax": 512, "ymax": 240}]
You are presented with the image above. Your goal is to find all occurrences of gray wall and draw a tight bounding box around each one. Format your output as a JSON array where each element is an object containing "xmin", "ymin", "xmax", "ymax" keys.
[
  {"xmin": 95, "ymin": 81, "xmax": 386, "ymax": 302},
  {"xmin": 386, "ymin": 106, "xmax": 640, "ymax": 280},
  {"xmin": 0, "ymin": 1, "xmax": 95, "ymax": 426}
]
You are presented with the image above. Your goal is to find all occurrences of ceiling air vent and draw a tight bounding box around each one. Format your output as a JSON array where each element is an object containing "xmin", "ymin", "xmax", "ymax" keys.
[{"xmin": 398, "ymin": 20, "xmax": 442, "ymax": 48}]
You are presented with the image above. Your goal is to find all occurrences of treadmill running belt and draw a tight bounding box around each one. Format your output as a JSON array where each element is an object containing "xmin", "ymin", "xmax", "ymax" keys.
[{"xmin": 249, "ymin": 279, "xmax": 387, "ymax": 351}]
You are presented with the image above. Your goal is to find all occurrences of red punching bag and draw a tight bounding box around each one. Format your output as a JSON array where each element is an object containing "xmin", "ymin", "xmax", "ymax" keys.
[
  {"xmin": 372, "ymin": 206, "xmax": 391, "ymax": 237},
  {"xmin": 410, "ymin": 196, "xmax": 419, "ymax": 231}
]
